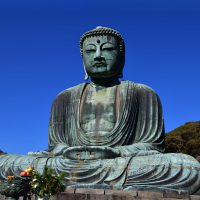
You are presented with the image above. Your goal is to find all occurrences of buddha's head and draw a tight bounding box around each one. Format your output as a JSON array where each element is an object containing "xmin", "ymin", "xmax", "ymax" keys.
[{"xmin": 80, "ymin": 26, "xmax": 125, "ymax": 80}]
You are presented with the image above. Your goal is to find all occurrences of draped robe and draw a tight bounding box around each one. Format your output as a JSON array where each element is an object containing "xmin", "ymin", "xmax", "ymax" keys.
[
  {"xmin": 0, "ymin": 81, "xmax": 200, "ymax": 194},
  {"xmin": 49, "ymin": 81, "xmax": 165, "ymax": 152}
]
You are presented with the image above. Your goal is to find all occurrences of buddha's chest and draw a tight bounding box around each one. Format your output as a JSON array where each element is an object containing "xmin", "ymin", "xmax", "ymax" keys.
[{"xmin": 80, "ymin": 85, "xmax": 119, "ymax": 133}]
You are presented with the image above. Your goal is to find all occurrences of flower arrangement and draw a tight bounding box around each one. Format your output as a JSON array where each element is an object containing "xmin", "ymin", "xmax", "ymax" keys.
[
  {"xmin": 0, "ymin": 174, "xmax": 31, "ymax": 200},
  {"xmin": 0, "ymin": 166, "xmax": 65, "ymax": 200},
  {"xmin": 29, "ymin": 166, "xmax": 65, "ymax": 198}
]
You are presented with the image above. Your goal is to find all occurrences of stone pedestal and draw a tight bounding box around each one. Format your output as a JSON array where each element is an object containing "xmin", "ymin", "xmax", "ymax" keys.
[
  {"xmin": 50, "ymin": 188, "xmax": 200, "ymax": 200},
  {"xmin": 1, "ymin": 189, "xmax": 200, "ymax": 200}
]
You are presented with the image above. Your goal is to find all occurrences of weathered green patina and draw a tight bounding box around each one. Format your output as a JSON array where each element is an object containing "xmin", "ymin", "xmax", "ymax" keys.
[{"xmin": 0, "ymin": 27, "xmax": 200, "ymax": 194}]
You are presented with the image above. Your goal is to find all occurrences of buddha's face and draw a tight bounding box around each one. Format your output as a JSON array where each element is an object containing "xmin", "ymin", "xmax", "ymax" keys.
[{"xmin": 82, "ymin": 35, "xmax": 123, "ymax": 78}]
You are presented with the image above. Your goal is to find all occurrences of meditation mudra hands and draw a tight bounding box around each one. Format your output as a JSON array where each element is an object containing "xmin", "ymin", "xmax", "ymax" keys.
[
  {"xmin": 63, "ymin": 146, "xmax": 121, "ymax": 160},
  {"xmin": 28, "ymin": 143, "xmax": 159, "ymax": 159},
  {"xmin": 27, "ymin": 144, "xmax": 121, "ymax": 159}
]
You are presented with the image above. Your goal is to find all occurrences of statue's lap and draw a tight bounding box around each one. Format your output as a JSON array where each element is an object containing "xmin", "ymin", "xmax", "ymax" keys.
[
  {"xmin": 44, "ymin": 152, "xmax": 200, "ymax": 192},
  {"xmin": 0, "ymin": 151, "xmax": 200, "ymax": 194}
]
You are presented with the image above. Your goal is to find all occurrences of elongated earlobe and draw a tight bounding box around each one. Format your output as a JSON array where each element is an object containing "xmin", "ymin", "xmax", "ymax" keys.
[
  {"xmin": 83, "ymin": 64, "xmax": 89, "ymax": 81},
  {"xmin": 85, "ymin": 72, "xmax": 89, "ymax": 81}
]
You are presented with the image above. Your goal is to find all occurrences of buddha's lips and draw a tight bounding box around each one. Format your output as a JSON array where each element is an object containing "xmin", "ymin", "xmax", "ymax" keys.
[{"xmin": 93, "ymin": 62, "xmax": 106, "ymax": 67}]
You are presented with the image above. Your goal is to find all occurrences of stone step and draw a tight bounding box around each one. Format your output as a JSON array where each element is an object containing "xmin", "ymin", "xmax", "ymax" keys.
[{"xmin": 1, "ymin": 189, "xmax": 199, "ymax": 200}]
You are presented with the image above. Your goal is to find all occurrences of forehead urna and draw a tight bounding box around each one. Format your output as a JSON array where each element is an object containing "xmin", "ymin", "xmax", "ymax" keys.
[{"xmin": 83, "ymin": 35, "xmax": 118, "ymax": 49}]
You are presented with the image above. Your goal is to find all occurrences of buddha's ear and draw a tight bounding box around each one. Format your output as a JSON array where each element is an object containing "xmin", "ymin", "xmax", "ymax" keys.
[
  {"xmin": 83, "ymin": 64, "xmax": 89, "ymax": 81},
  {"xmin": 118, "ymin": 71, "xmax": 123, "ymax": 79},
  {"xmin": 119, "ymin": 54, "xmax": 125, "ymax": 79}
]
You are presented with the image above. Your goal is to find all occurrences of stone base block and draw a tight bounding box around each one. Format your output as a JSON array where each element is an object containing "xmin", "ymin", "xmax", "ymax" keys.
[
  {"xmin": 50, "ymin": 189, "xmax": 200, "ymax": 200},
  {"xmin": 1, "ymin": 189, "xmax": 200, "ymax": 200}
]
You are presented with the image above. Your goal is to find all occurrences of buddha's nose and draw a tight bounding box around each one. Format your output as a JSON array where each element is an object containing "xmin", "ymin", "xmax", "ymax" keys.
[{"xmin": 94, "ymin": 47, "xmax": 103, "ymax": 61}]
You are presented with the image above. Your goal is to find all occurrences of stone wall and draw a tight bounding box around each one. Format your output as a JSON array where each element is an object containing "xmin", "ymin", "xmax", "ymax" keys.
[
  {"xmin": 1, "ymin": 189, "xmax": 200, "ymax": 200},
  {"xmin": 53, "ymin": 189, "xmax": 199, "ymax": 200}
]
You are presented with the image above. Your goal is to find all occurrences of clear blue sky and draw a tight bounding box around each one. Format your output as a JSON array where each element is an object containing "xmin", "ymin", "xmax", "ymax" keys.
[{"xmin": 0, "ymin": 0, "xmax": 199, "ymax": 154}]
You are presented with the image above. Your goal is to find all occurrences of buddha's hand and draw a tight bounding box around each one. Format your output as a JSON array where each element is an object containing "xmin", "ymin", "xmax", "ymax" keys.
[
  {"xmin": 63, "ymin": 146, "xmax": 120, "ymax": 160},
  {"xmin": 28, "ymin": 144, "xmax": 69, "ymax": 157},
  {"xmin": 51, "ymin": 143, "xmax": 69, "ymax": 156},
  {"xmin": 28, "ymin": 150, "xmax": 50, "ymax": 156}
]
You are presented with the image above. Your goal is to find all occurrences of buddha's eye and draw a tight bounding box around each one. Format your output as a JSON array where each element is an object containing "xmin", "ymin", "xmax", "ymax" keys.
[
  {"xmin": 102, "ymin": 47, "xmax": 115, "ymax": 51},
  {"xmin": 85, "ymin": 49, "xmax": 96, "ymax": 53},
  {"xmin": 102, "ymin": 44, "xmax": 116, "ymax": 51}
]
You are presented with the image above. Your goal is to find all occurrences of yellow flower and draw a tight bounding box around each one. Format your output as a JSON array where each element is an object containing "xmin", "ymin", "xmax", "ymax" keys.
[
  {"xmin": 6, "ymin": 176, "xmax": 15, "ymax": 181},
  {"xmin": 25, "ymin": 166, "xmax": 33, "ymax": 173}
]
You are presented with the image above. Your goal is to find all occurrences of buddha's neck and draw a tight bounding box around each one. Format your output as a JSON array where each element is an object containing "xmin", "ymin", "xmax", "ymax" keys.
[{"xmin": 90, "ymin": 76, "xmax": 120, "ymax": 87}]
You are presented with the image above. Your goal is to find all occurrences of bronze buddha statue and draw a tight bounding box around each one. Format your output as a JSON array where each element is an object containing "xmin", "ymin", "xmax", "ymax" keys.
[{"xmin": 0, "ymin": 26, "xmax": 200, "ymax": 194}]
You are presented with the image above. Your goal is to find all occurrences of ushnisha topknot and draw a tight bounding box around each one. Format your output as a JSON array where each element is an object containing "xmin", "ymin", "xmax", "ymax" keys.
[{"xmin": 80, "ymin": 26, "xmax": 125, "ymax": 57}]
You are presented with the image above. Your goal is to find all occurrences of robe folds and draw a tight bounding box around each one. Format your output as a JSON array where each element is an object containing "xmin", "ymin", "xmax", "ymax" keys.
[
  {"xmin": 48, "ymin": 81, "xmax": 165, "ymax": 152},
  {"xmin": 0, "ymin": 81, "xmax": 200, "ymax": 194}
]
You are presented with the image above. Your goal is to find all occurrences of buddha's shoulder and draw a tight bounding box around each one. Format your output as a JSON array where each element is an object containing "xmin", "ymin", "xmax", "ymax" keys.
[
  {"xmin": 54, "ymin": 83, "xmax": 85, "ymax": 100},
  {"xmin": 123, "ymin": 80, "xmax": 156, "ymax": 94}
]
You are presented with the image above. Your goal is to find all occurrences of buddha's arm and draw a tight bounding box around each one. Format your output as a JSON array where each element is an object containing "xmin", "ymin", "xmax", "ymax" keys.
[
  {"xmin": 115, "ymin": 84, "xmax": 165, "ymax": 157},
  {"xmin": 28, "ymin": 143, "xmax": 69, "ymax": 156},
  {"xmin": 47, "ymin": 92, "xmax": 72, "ymax": 156},
  {"xmin": 115, "ymin": 143, "xmax": 160, "ymax": 157}
]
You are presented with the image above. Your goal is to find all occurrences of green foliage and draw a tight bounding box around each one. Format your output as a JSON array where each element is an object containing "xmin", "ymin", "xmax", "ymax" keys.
[
  {"xmin": 30, "ymin": 166, "xmax": 65, "ymax": 198},
  {"xmin": 165, "ymin": 121, "xmax": 200, "ymax": 158},
  {"xmin": 0, "ymin": 177, "xmax": 31, "ymax": 199}
]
